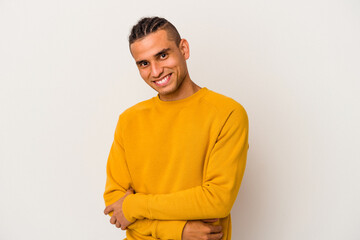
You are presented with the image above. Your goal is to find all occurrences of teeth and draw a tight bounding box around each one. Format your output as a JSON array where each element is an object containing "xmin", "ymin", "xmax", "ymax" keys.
[{"xmin": 156, "ymin": 75, "xmax": 169, "ymax": 84}]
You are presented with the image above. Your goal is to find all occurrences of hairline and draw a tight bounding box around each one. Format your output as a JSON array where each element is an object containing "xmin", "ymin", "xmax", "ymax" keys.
[{"xmin": 129, "ymin": 27, "xmax": 181, "ymax": 54}]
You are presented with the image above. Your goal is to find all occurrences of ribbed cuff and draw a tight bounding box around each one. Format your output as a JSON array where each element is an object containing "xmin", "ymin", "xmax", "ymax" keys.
[{"xmin": 123, "ymin": 193, "xmax": 151, "ymax": 222}]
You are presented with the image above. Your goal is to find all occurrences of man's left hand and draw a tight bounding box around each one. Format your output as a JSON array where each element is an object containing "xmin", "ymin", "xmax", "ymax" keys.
[{"xmin": 104, "ymin": 188, "xmax": 135, "ymax": 230}]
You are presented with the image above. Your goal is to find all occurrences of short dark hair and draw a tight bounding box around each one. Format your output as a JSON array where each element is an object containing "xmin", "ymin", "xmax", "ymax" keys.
[{"xmin": 129, "ymin": 17, "xmax": 181, "ymax": 46}]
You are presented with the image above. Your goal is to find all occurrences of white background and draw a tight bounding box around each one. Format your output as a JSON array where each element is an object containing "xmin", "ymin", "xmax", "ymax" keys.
[{"xmin": 1, "ymin": 0, "xmax": 359, "ymax": 239}]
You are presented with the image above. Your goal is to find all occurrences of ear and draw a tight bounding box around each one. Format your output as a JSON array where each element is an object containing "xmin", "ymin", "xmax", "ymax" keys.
[{"xmin": 179, "ymin": 39, "xmax": 190, "ymax": 60}]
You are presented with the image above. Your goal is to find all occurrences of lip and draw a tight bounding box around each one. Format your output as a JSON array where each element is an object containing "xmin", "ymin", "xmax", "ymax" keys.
[{"xmin": 153, "ymin": 73, "xmax": 172, "ymax": 87}]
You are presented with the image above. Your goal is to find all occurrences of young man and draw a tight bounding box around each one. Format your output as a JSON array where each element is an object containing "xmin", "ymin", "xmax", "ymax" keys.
[{"xmin": 103, "ymin": 17, "xmax": 249, "ymax": 240}]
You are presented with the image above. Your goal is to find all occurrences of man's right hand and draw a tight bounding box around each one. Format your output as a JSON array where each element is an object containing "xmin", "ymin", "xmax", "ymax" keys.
[{"xmin": 182, "ymin": 218, "xmax": 223, "ymax": 240}]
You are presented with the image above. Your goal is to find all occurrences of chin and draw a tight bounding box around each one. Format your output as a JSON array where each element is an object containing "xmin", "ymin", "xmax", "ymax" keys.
[
  {"xmin": 162, "ymin": 86, "xmax": 180, "ymax": 96},
  {"xmin": 155, "ymin": 83, "xmax": 175, "ymax": 95}
]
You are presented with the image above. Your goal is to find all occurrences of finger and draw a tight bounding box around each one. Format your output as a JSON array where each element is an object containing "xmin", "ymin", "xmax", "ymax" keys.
[
  {"xmin": 116, "ymin": 221, "xmax": 121, "ymax": 228},
  {"xmin": 126, "ymin": 188, "xmax": 134, "ymax": 194},
  {"xmin": 202, "ymin": 218, "xmax": 219, "ymax": 223},
  {"xmin": 121, "ymin": 224, "xmax": 127, "ymax": 230},
  {"xmin": 209, "ymin": 224, "xmax": 223, "ymax": 233},
  {"xmin": 110, "ymin": 215, "xmax": 116, "ymax": 225},
  {"xmin": 208, "ymin": 232, "xmax": 223, "ymax": 240},
  {"xmin": 104, "ymin": 205, "xmax": 113, "ymax": 215}
]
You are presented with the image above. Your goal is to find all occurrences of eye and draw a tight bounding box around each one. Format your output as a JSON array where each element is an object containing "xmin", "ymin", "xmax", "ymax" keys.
[
  {"xmin": 139, "ymin": 61, "xmax": 148, "ymax": 67},
  {"xmin": 160, "ymin": 53, "xmax": 167, "ymax": 59}
]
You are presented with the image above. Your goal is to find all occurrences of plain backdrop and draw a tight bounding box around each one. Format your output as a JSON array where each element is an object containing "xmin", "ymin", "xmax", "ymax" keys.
[{"xmin": 0, "ymin": 0, "xmax": 359, "ymax": 239}]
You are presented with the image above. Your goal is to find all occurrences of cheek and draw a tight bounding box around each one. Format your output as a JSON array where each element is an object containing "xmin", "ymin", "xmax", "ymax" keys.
[
  {"xmin": 139, "ymin": 69, "xmax": 150, "ymax": 80},
  {"xmin": 164, "ymin": 57, "xmax": 180, "ymax": 69},
  {"xmin": 172, "ymin": 59, "xmax": 186, "ymax": 74}
]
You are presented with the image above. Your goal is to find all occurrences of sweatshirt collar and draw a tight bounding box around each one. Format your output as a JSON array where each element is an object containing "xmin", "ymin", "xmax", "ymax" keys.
[{"xmin": 153, "ymin": 87, "xmax": 208, "ymax": 107}]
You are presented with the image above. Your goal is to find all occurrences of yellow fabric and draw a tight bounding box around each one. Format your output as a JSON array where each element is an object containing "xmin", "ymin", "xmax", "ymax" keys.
[{"xmin": 104, "ymin": 87, "xmax": 249, "ymax": 240}]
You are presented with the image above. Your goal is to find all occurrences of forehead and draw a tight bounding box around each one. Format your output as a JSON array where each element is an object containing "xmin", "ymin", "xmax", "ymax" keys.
[{"xmin": 130, "ymin": 30, "xmax": 176, "ymax": 60}]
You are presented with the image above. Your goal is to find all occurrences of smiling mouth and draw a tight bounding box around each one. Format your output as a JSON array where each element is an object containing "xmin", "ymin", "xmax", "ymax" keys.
[{"xmin": 153, "ymin": 73, "xmax": 172, "ymax": 86}]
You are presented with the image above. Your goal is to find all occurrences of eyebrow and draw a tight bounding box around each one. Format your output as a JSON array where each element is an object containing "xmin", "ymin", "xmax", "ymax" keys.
[
  {"xmin": 136, "ymin": 48, "xmax": 171, "ymax": 65},
  {"xmin": 154, "ymin": 48, "xmax": 171, "ymax": 58}
]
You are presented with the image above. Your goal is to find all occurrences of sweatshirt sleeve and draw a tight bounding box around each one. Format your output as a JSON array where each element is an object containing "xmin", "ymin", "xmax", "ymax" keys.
[
  {"xmin": 122, "ymin": 106, "xmax": 249, "ymax": 222},
  {"xmin": 103, "ymin": 115, "xmax": 187, "ymax": 239}
]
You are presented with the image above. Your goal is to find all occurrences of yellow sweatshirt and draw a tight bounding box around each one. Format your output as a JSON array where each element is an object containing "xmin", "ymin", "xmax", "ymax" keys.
[{"xmin": 104, "ymin": 87, "xmax": 249, "ymax": 240}]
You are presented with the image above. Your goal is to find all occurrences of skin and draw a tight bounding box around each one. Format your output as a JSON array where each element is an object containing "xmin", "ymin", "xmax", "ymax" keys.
[{"xmin": 104, "ymin": 29, "xmax": 222, "ymax": 240}]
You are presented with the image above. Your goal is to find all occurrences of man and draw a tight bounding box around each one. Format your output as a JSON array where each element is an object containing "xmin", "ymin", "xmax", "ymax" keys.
[{"xmin": 103, "ymin": 17, "xmax": 249, "ymax": 240}]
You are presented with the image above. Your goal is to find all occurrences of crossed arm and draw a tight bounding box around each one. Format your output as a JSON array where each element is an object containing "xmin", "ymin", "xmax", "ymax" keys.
[
  {"xmin": 103, "ymin": 126, "xmax": 187, "ymax": 239},
  {"xmin": 103, "ymin": 106, "xmax": 249, "ymax": 238}
]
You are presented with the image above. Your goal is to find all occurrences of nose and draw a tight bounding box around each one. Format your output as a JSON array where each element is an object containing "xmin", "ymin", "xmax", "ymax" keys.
[{"xmin": 150, "ymin": 62, "xmax": 163, "ymax": 79}]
